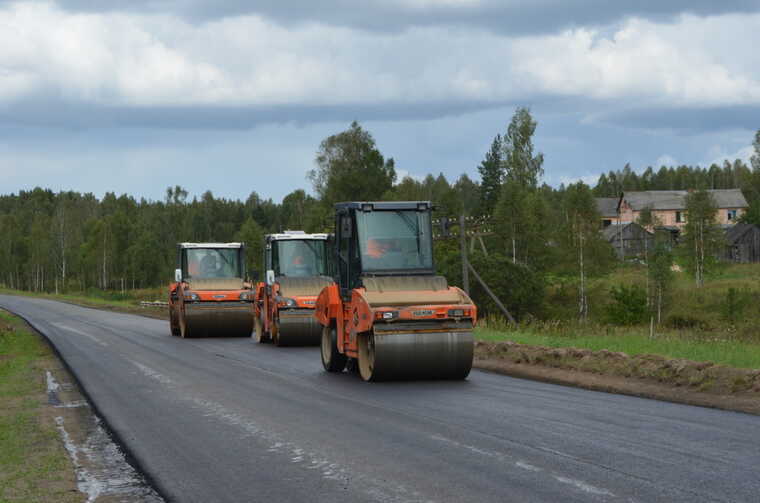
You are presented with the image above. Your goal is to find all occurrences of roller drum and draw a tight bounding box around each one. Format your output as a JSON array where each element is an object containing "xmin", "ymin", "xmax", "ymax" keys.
[
  {"xmin": 182, "ymin": 302, "xmax": 253, "ymax": 337},
  {"xmin": 359, "ymin": 327, "xmax": 473, "ymax": 381},
  {"xmin": 276, "ymin": 309, "xmax": 321, "ymax": 346}
]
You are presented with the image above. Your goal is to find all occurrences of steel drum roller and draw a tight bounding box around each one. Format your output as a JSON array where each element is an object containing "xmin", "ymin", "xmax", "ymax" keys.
[
  {"xmin": 183, "ymin": 302, "xmax": 253, "ymax": 337},
  {"xmin": 276, "ymin": 309, "xmax": 322, "ymax": 346},
  {"xmin": 358, "ymin": 328, "xmax": 474, "ymax": 381}
]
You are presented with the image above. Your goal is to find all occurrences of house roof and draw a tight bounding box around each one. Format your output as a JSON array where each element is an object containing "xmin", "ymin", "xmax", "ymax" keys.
[
  {"xmin": 622, "ymin": 189, "xmax": 747, "ymax": 211},
  {"xmin": 601, "ymin": 222, "xmax": 652, "ymax": 241},
  {"xmin": 595, "ymin": 198, "xmax": 619, "ymax": 217}
]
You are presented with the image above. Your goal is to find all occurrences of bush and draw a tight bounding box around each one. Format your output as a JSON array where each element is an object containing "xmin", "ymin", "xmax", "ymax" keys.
[
  {"xmin": 604, "ymin": 284, "xmax": 647, "ymax": 325},
  {"xmin": 467, "ymin": 252, "xmax": 545, "ymax": 321},
  {"xmin": 665, "ymin": 313, "xmax": 710, "ymax": 330},
  {"xmin": 84, "ymin": 287, "xmax": 132, "ymax": 302},
  {"xmin": 721, "ymin": 287, "xmax": 751, "ymax": 324}
]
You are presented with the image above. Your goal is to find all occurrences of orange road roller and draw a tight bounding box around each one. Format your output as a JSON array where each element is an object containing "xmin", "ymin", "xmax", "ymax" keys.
[
  {"xmin": 315, "ymin": 201, "xmax": 476, "ymax": 381},
  {"xmin": 254, "ymin": 231, "xmax": 333, "ymax": 346},
  {"xmin": 169, "ymin": 242, "xmax": 254, "ymax": 338}
]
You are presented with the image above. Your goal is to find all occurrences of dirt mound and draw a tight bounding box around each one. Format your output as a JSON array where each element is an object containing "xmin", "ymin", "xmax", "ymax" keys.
[{"xmin": 474, "ymin": 341, "xmax": 760, "ymax": 414}]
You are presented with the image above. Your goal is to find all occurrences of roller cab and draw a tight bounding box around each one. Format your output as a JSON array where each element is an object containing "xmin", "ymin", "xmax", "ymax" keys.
[
  {"xmin": 315, "ymin": 201, "xmax": 477, "ymax": 381},
  {"xmin": 168, "ymin": 243, "xmax": 254, "ymax": 338},
  {"xmin": 254, "ymin": 231, "xmax": 333, "ymax": 346}
]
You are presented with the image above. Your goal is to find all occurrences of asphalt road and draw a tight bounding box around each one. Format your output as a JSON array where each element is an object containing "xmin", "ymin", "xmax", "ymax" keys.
[{"xmin": 2, "ymin": 295, "xmax": 759, "ymax": 503}]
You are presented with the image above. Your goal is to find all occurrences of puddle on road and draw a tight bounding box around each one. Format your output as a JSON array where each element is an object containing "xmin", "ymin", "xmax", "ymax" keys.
[{"xmin": 46, "ymin": 369, "xmax": 164, "ymax": 503}]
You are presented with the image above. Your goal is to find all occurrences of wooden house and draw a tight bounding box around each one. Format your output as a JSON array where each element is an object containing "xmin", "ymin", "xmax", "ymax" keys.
[
  {"xmin": 723, "ymin": 223, "xmax": 760, "ymax": 263},
  {"xmin": 601, "ymin": 222, "xmax": 654, "ymax": 259}
]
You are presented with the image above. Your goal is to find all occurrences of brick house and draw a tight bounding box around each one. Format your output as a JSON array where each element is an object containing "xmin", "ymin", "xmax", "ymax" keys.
[{"xmin": 614, "ymin": 189, "xmax": 748, "ymax": 228}]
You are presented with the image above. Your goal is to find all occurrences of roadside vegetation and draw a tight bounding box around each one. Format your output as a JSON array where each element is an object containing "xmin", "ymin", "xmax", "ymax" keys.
[
  {"xmin": 476, "ymin": 324, "xmax": 760, "ymax": 370},
  {"xmin": 0, "ymin": 309, "xmax": 81, "ymax": 502},
  {"xmin": 476, "ymin": 263, "xmax": 760, "ymax": 369}
]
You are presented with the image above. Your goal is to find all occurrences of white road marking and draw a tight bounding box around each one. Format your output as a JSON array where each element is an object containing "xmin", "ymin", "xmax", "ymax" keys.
[
  {"xmin": 131, "ymin": 360, "xmax": 431, "ymax": 503},
  {"xmin": 430, "ymin": 434, "xmax": 615, "ymax": 499},
  {"xmin": 131, "ymin": 360, "xmax": 175, "ymax": 386},
  {"xmin": 51, "ymin": 323, "xmax": 108, "ymax": 347},
  {"xmin": 554, "ymin": 476, "xmax": 614, "ymax": 496},
  {"xmin": 515, "ymin": 461, "xmax": 542, "ymax": 472}
]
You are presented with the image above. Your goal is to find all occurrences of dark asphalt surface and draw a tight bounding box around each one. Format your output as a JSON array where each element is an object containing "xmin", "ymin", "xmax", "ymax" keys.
[{"xmin": 2, "ymin": 295, "xmax": 759, "ymax": 503}]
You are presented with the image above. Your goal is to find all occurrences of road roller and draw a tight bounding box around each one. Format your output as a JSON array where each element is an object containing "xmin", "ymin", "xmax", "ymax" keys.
[
  {"xmin": 315, "ymin": 201, "xmax": 477, "ymax": 381},
  {"xmin": 254, "ymin": 231, "xmax": 333, "ymax": 346},
  {"xmin": 169, "ymin": 242, "xmax": 254, "ymax": 338}
]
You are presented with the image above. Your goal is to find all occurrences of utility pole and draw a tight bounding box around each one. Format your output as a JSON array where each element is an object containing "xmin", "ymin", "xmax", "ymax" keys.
[{"xmin": 459, "ymin": 215, "xmax": 469, "ymax": 295}]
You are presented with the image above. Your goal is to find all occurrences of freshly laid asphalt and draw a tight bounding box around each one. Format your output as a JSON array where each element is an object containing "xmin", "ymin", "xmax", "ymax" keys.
[{"xmin": 2, "ymin": 294, "xmax": 759, "ymax": 503}]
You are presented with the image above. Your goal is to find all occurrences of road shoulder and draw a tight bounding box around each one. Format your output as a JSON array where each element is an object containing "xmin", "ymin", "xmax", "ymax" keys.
[{"xmin": 475, "ymin": 341, "xmax": 760, "ymax": 415}]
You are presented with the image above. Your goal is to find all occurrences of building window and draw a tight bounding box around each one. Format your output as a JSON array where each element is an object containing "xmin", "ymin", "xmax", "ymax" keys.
[
  {"xmin": 727, "ymin": 209, "xmax": 737, "ymax": 221},
  {"xmin": 676, "ymin": 211, "xmax": 684, "ymax": 223}
]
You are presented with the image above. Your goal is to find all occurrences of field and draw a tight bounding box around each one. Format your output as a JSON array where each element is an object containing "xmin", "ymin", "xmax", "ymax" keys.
[{"xmin": 475, "ymin": 262, "xmax": 760, "ymax": 369}]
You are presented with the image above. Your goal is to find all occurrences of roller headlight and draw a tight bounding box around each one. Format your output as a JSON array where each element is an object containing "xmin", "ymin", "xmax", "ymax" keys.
[
  {"xmin": 183, "ymin": 291, "xmax": 200, "ymax": 302},
  {"xmin": 276, "ymin": 296, "xmax": 297, "ymax": 307},
  {"xmin": 239, "ymin": 291, "xmax": 254, "ymax": 301},
  {"xmin": 448, "ymin": 308, "xmax": 466, "ymax": 318},
  {"xmin": 376, "ymin": 310, "xmax": 399, "ymax": 321}
]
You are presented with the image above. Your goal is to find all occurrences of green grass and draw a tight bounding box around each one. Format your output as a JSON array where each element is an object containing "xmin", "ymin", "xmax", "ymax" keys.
[
  {"xmin": 476, "ymin": 326, "xmax": 760, "ymax": 369},
  {"xmin": 544, "ymin": 263, "xmax": 760, "ymax": 329},
  {"xmin": 0, "ymin": 310, "xmax": 82, "ymax": 503}
]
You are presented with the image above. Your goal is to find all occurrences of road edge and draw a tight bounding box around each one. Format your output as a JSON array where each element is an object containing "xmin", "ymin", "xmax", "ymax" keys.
[{"xmin": 4, "ymin": 306, "xmax": 172, "ymax": 503}]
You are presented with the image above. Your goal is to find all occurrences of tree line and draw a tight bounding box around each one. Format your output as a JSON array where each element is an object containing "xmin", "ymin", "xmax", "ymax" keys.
[{"xmin": 2, "ymin": 115, "xmax": 759, "ymax": 324}]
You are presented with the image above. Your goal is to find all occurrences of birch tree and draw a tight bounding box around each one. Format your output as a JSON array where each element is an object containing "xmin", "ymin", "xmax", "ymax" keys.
[
  {"xmin": 636, "ymin": 206, "xmax": 660, "ymax": 305},
  {"xmin": 681, "ymin": 190, "xmax": 722, "ymax": 287},
  {"xmin": 649, "ymin": 240, "xmax": 673, "ymax": 324},
  {"xmin": 561, "ymin": 183, "xmax": 614, "ymax": 321}
]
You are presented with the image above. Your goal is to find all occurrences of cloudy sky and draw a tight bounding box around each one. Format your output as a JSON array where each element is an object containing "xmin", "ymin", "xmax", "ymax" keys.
[{"xmin": 1, "ymin": 0, "xmax": 759, "ymax": 202}]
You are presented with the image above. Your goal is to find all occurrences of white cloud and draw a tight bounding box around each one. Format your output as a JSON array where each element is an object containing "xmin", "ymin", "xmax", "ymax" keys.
[
  {"xmin": 510, "ymin": 15, "xmax": 760, "ymax": 107},
  {"xmin": 1, "ymin": 2, "xmax": 759, "ymax": 112},
  {"xmin": 555, "ymin": 174, "xmax": 599, "ymax": 186},
  {"xmin": 395, "ymin": 168, "xmax": 426, "ymax": 182},
  {"xmin": 704, "ymin": 145, "xmax": 754, "ymax": 167},
  {"xmin": 655, "ymin": 154, "xmax": 678, "ymax": 167}
]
